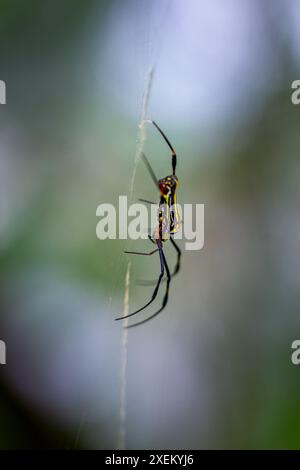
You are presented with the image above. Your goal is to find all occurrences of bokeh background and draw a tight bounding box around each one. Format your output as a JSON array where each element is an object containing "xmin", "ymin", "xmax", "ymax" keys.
[{"xmin": 0, "ymin": 0, "xmax": 300, "ymax": 449}]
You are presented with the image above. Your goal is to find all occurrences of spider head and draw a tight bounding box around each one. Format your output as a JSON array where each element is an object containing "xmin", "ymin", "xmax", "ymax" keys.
[{"xmin": 159, "ymin": 175, "xmax": 178, "ymax": 201}]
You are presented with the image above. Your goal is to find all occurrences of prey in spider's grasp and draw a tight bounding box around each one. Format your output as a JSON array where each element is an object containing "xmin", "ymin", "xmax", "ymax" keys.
[{"xmin": 115, "ymin": 120, "xmax": 181, "ymax": 327}]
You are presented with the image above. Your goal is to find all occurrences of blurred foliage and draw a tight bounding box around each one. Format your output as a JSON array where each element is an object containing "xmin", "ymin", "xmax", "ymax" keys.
[{"xmin": 1, "ymin": 0, "xmax": 300, "ymax": 450}]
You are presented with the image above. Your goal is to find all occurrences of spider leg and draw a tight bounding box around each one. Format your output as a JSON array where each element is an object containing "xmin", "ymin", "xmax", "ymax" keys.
[
  {"xmin": 169, "ymin": 236, "xmax": 181, "ymax": 276},
  {"xmin": 138, "ymin": 198, "xmax": 157, "ymax": 205},
  {"xmin": 147, "ymin": 234, "xmax": 156, "ymax": 245},
  {"xmin": 151, "ymin": 121, "xmax": 177, "ymax": 175},
  {"xmin": 115, "ymin": 241, "xmax": 165, "ymax": 321},
  {"xmin": 124, "ymin": 248, "xmax": 158, "ymax": 256},
  {"xmin": 126, "ymin": 250, "xmax": 171, "ymax": 328},
  {"xmin": 140, "ymin": 152, "xmax": 159, "ymax": 189},
  {"xmin": 136, "ymin": 236, "xmax": 181, "ymax": 285}
]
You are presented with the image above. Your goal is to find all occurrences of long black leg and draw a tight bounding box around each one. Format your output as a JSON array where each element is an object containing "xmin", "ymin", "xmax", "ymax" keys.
[
  {"xmin": 126, "ymin": 250, "xmax": 171, "ymax": 328},
  {"xmin": 126, "ymin": 236, "xmax": 156, "ymax": 258},
  {"xmin": 140, "ymin": 152, "xmax": 159, "ymax": 189},
  {"xmin": 136, "ymin": 236, "xmax": 181, "ymax": 285},
  {"xmin": 170, "ymin": 236, "xmax": 181, "ymax": 276},
  {"xmin": 151, "ymin": 121, "xmax": 177, "ymax": 175},
  {"xmin": 115, "ymin": 241, "xmax": 164, "ymax": 321},
  {"xmin": 138, "ymin": 198, "xmax": 157, "ymax": 205},
  {"xmin": 124, "ymin": 248, "xmax": 158, "ymax": 256}
]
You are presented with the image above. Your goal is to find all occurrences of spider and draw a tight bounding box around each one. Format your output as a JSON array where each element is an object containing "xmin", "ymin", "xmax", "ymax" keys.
[{"xmin": 115, "ymin": 120, "xmax": 181, "ymax": 327}]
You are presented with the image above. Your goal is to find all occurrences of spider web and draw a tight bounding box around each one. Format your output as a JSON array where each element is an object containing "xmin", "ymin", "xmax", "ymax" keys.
[{"xmin": 117, "ymin": 67, "xmax": 155, "ymax": 450}]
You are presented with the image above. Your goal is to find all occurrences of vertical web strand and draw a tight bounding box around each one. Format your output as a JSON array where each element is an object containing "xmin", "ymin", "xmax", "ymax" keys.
[
  {"xmin": 117, "ymin": 67, "xmax": 155, "ymax": 450},
  {"xmin": 118, "ymin": 260, "xmax": 131, "ymax": 450}
]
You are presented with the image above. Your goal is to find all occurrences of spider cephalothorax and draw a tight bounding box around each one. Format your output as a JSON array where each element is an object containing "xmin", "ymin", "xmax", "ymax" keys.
[{"xmin": 159, "ymin": 174, "xmax": 178, "ymax": 197}]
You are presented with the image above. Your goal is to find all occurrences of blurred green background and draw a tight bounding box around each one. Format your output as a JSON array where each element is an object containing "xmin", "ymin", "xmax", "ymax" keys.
[{"xmin": 0, "ymin": 0, "xmax": 300, "ymax": 449}]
